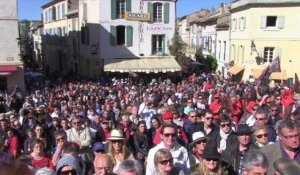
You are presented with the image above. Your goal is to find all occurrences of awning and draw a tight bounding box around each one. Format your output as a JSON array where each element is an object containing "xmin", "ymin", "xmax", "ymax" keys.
[
  {"xmin": 0, "ymin": 65, "xmax": 17, "ymax": 76},
  {"xmin": 270, "ymin": 70, "xmax": 287, "ymax": 80},
  {"xmin": 104, "ymin": 57, "xmax": 181, "ymax": 73},
  {"xmin": 252, "ymin": 69, "xmax": 264, "ymax": 79},
  {"xmin": 228, "ymin": 65, "xmax": 244, "ymax": 75}
]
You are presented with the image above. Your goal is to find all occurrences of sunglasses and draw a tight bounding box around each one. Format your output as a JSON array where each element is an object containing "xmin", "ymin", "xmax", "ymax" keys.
[
  {"xmin": 111, "ymin": 140, "xmax": 123, "ymax": 144},
  {"xmin": 205, "ymin": 158, "xmax": 218, "ymax": 162},
  {"xmin": 270, "ymin": 109, "xmax": 277, "ymax": 112},
  {"xmin": 101, "ymin": 122, "xmax": 109, "ymax": 124},
  {"xmin": 73, "ymin": 122, "xmax": 80, "ymax": 125},
  {"xmin": 190, "ymin": 115, "xmax": 197, "ymax": 118},
  {"xmin": 255, "ymin": 133, "xmax": 268, "ymax": 138},
  {"xmin": 276, "ymin": 98, "xmax": 281, "ymax": 100},
  {"xmin": 163, "ymin": 133, "xmax": 177, "ymax": 138},
  {"xmin": 159, "ymin": 158, "xmax": 173, "ymax": 165},
  {"xmin": 56, "ymin": 137, "xmax": 65, "ymax": 141},
  {"xmin": 220, "ymin": 123, "xmax": 231, "ymax": 128},
  {"xmin": 252, "ymin": 108, "xmax": 258, "ymax": 111},
  {"xmin": 195, "ymin": 140, "xmax": 206, "ymax": 145},
  {"xmin": 205, "ymin": 117, "xmax": 213, "ymax": 120},
  {"xmin": 255, "ymin": 118, "xmax": 266, "ymax": 121}
]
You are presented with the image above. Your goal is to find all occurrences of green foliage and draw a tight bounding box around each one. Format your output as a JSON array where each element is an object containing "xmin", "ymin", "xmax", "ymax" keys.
[
  {"xmin": 168, "ymin": 31, "xmax": 187, "ymax": 57},
  {"xmin": 195, "ymin": 48, "xmax": 205, "ymax": 62},
  {"xmin": 205, "ymin": 55, "xmax": 218, "ymax": 72}
]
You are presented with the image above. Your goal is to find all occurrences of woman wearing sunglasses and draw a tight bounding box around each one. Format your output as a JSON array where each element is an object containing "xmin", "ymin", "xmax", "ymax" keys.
[
  {"xmin": 107, "ymin": 129, "xmax": 134, "ymax": 174},
  {"xmin": 252, "ymin": 125, "xmax": 273, "ymax": 148},
  {"xmin": 154, "ymin": 148, "xmax": 183, "ymax": 175},
  {"xmin": 191, "ymin": 146, "xmax": 229, "ymax": 175}
]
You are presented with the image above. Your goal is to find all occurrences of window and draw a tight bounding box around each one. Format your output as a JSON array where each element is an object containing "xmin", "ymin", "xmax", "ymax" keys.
[
  {"xmin": 62, "ymin": 3, "xmax": 65, "ymax": 19},
  {"xmin": 240, "ymin": 45, "xmax": 244, "ymax": 63},
  {"xmin": 223, "ymin": 41, "xmax": 226, "ymax": 61},
  {"xmin": 266, "ymin": 16, "xmax": 277, "ymax": 27},
  {"xmin": 57, "ymin": 4, "xmax": 60, "ymax": 20},
  {"xmin": 116, "ymin": 26, "xmax": 125, "ymax": 45},
  {"xmin": 263, "ymin": 47, "xmax": 275, "ymax": 63},
  {"xmin": 152, "ymin": 35, "xmax": 165, "ymax": 54},
  {"xmin": 116, "ymin": 0, "xmax": 125, "ymax": 19},
  {"xmin": 153, "ymin": 3, "xmax": 163, "ymax": 23},
  {"xmin": 218, "ymin": 41, "xmax": 221, "ymax": 60},
  {"xmin": 45, "ymin": 11, "xmax": 48, "ymax": 22},
  {"xmin": 232, "ymin": 44, "xmax": 236, "ymax": 62}
]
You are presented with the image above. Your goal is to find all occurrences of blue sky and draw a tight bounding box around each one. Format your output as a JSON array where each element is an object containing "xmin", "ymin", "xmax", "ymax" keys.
[{"xmin": 18, "ymin": 0, "xmax": 231, "ymax": 20}]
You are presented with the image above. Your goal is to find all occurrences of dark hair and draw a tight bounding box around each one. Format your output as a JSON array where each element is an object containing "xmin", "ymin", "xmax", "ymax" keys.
[
  {"xmin": 31, "ymin": 139, "xmax": 45, "ymax": 150},
  {"xmin": 160, "ymin": 124, "xmax": 178, "ymax": 135},
  {"xmin": 54, "ymin": 130, "xmax": 66, "ymax": 138},
  {"xmin": 63, "ymin": 142, "xmax": 79, "ymax": 155},
  {"xmin": 278, "ymin": 120, "xmax": 298, "ymax": 135},
  {"xmin": 219, "ymin": 115, "xmax": 231, "ymax": 123}
]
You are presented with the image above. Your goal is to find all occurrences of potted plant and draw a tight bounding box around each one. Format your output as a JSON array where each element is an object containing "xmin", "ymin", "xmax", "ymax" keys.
[{"xmin": 255, "ymin": 56, "xmax": 263, "ymax": 65}]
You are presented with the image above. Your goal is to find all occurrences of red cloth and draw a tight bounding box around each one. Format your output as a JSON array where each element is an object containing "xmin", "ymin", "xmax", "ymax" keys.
[
  {"xmin": 246, "ymin": 100, "xmax": 257, "ymax": 113},
  {"xmin": 209, "ymin": 101, "xmax": 222, "ymax": 119},
  {"xmin": 281, "ymin": 94, "xmax": 294, "ymax": 109},
  {"xmin": 103, "ymin": 129, "xmax": 111, "ymax": 139},
  {"xmin": 30, "ymin": 156, "xmax": 54, "ymax": 170},
  {"xmin": 9, "ymin": 136, "xmax": 21, "ymax": 158},
  {"xmin": 232, "ymin": 102, "xmax": 243, "ymax": 124}
]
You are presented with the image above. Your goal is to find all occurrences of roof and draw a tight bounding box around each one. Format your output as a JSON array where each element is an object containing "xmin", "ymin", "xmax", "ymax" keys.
[{"xmin": 41, "ymin": 0, "xmax": 65, "ymax": 9}]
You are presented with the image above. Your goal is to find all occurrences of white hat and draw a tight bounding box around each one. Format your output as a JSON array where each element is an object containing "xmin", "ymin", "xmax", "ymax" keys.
[
  {"xmin": 107, "ymin": 129, "xmax": 125, "ymax": 140},
  {"xmin": 190, "ymin": 131, "xmax": 206, "ymax": 146}
]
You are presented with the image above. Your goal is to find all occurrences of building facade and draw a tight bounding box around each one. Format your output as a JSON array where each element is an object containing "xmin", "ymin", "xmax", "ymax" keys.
[
  {"xmin": 30, "ymin": 21, "xmax": 43, "ymax": 67},
  {"xmin": 42, "ymin": 0, "xmax": 72, "ymax": 74},
  {"xmin": 0, "ymin": 0, "xmax": 25, "ymax": 92},
  {"xmin": 230, "ymin": 0, "xmax": 300, "ymax": 81}
]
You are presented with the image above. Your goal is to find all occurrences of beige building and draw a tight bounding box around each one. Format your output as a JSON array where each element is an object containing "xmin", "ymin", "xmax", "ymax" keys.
[
  {"xmin": 229, "ymin": 0, "xmax": 300, "ymax": 82},
  {"xmin": 0, "ymin": 0, "xmax": 25, "ymax": 92},
  {"xmin": 42, "ymin": 0, "xmax": 74, "ymax": 74},
  {"xmin": 30, "ymin": 21, "xmax": 43, "ymax": 67}
]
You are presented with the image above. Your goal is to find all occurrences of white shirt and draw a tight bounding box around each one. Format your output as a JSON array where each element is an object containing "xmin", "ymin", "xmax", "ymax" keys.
[{"xmin": 146, "ymin": 142, "xmax": 190, "ymax": 175}]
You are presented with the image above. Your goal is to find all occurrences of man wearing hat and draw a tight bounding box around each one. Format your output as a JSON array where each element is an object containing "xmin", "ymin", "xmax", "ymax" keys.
[
  {"xmin": 222, "ymin": 124, "xmax": 259, "ymax": 174},
  {"xmin": 261, "ymin": 120, "xmax": 300, "ymax": 175}
]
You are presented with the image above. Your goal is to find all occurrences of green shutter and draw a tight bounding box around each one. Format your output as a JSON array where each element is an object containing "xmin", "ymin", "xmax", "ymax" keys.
[
  {"xmin": 126, "ymin": 0, "xmax": 131, "ymax": 12},
  {"xmin": 111, "ymin": 0, "xmax": 116, "ymax": 20},
  {"xmin": 127, "ymin": 26, "xmax": 133, "ymax": 47},
  {"xmin": 110, "ymin": 26, "xmax": 116, "ymax": 46},
  {"xmin": 148, "ymin": 2, "xmax": 153, "ymax": 23},
  {"xmin": 164, "ymin": 3, "xmax": 170, "ymax": 24}
]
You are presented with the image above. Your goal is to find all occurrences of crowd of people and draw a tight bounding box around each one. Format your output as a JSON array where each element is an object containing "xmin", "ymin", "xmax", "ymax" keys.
[{"xmin": 0, "ymin": 73, "xmax": 299, "ymax": 175}]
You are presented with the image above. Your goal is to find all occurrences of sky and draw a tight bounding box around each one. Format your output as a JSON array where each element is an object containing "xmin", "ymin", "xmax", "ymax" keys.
[{"xmin": 18, "ymin": 0, "xmax": 232, "ymax": 20}]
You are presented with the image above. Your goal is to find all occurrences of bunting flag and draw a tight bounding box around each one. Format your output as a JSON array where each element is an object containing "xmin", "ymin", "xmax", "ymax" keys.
[
  {"xmin": 268, "ymin": 56, "xmax": 281, "ymax": 73},
  {"xmin": 294, "ymin": 73, "xmax": 300, "ymax": 93},
  {"xmin": 258, "ymin": 66, "xmax": 270, "ymax": 84},
  {"xmin": 128, "ymin": 71, "xmax": 138, "ymax": 78}
]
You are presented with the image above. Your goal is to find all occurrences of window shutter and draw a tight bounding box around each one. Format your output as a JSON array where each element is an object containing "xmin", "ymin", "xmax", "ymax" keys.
[
  {"xmin": 261, "ymin": 16, "xmax": 266, "ymax": 29},
  {"xmin": 277, "ymin": 16, "xmax": 285, "ymax": 29},
  {"xmin": 110, "ymin": 26, "xmax": 116, "ymax": 46},
  {"xmin": 148, "ymin": 2, "xmax": 153, "ymax": 23},
  {"xmin": 243, "ymin": 17, "xmax": 246, "ymax": 29},
  {"xmin": 111, "ymin": 0, "xmax": 116, "ymax": 20},
  {"xmin": 126, "ymin": 26, "xmax": 133, "ymax": 47},
  {"xmin": 162, "ymin": 35, "xmax": 166, "ymax": 53},
  {"xmin": 83, "ymin": 3, "xmax": 87, "ymax": 22},
  {"xmin": 164, "ymin": 3, "xmax": 170, "ymax": 24},
  {"xmin": 126, "ymin": 0, "xmax": 131, "ymax": 12}
]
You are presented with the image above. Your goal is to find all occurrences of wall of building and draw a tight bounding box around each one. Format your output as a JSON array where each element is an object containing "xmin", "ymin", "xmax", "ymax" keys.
[{"xmin": 216, "ymin": 29, "xmax": 230, "ymax": 77}]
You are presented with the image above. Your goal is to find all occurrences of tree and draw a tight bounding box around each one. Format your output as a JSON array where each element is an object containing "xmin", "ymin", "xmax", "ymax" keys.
[
  {"xmin": 195, "ymin": 48, "xmax": 205, "ymax": 63},
  {"xmin": 205, "ymin": 55, "xmax": 218, "ymax": 72},
  {"xmin": 168, "ymin": 31, "xmax": 187, "ymax": 57}
]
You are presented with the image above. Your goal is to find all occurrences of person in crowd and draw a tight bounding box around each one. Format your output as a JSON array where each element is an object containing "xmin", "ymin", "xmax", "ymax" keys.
[
  {"xmin": 230, "ymin": 93, "xmax": 243, "ymax": 125},
  {"xmin": 244, "ymin": 104, "xmax": 260, "ymax": 127},
  {"xmin": 29, "ymin": 139, "xmax": 54, "ymax": 170},
  {"xmin": 261, "ymin": 120, "xmax": 300, "ymax": 175},
  {"xmin": 241, "ymin": 150, "xmax": 268, "ymax": 175},
  {"xmin": 60, "ymin": 117, "xmax": 70, "ymax": 131},
  {"xmin": 35, "ymin": 167, "xmax": 55, "ymax": 175},
  {"xmin": 252, "ymin": 125, "xmax": 273, "ymax": 148},
  {"xmin": 107, "ymin": 129, "xmax": 134, "ymax": 173},
  {"xmin": 51, "ymin": 130, "xmax": 68, "ymax": 166},
  {"xmin": 284, "ymin": 93, "xmax": 300, "ymax": 120},
  {"xmin": 273, "ymin": 158, "xmax": 300, "ymax": 175},
  {"xmin": 193, "ymin": 110, "xmax": 219, "ymax": 144},
  {"xmin": 211, "ymin": 115, "xmax": 237, "ymax": 153},
  {"xmin": 93, "ymin": 142, "xmax": 105, "ymax": 157},
  {"xmin": 146, "ymin": 124, "xmax": 190, "ymax": 175},
  {"xmin": 172, "ymin": 110, "xmax": 183, "ymax": 127},
  {"xmin": 184, "ymin": 99, "xmax": 195, "ymax": 116},
  {"xmin": 209, "ymin": 94, "xmax": 222, "ymax": 120},
  {"xmin": 34, "ymin": 124, "xmax": 49, "ymax": 151},
  {"xmin": 190, "ymin": 146, "xmax": 229, "ymax": 175},
  {"xmin": 95, "ymin": 118, "xmax": 111, "ymax": 145},
  {"xmin": 93, "ymin": 154, "xmax": 116, "ymax": 175},
  {"xmin": 184, "ymin": 110, "xmax": 199, "ymax": 142},
  {"xmin": 253, "ymin": 109, "xmax": 277, "ymax": 142},
  {"xmin": 222, "ymin": 124, "xmax": 258, "ymax": 174},
  {"xmin": 24, "ymin": 128, "xmax": 36, "ymax": 154},
  {"xmin": 196, "ymin": 94, "xmax": 208, "ymax": 110},
  {"xmin": 189, "ymin": 131, "xmax": 207, "ymax": 164},
  {"xmin": 133, "ymin": 120, "xmax": 149, "ymax": 164},
  {"xmin": 118, "ymin": 159, "xmax": 143, "ymax": 175},
  {"xmin": 118, "ymin": 115, "xmax": 136, "ymax": 141},
  {"xmin": 66, "ymin": 116, "xmax": 92, "ymax": 175},
  {"xmin": 4, "ymin": 128, "xmax": 21, "ymax": 159},
  {"xmin": 153, "ymin": 148, "xmax": 184, "ymax": 175},
  {"xmin": 56, "ymin": 154, "xmax": 82, "ymax": 175},
  {"xmin": 147, "ymin": 116, "xmax": 161, "ymax": 148},
  {"xmin": 267, "ymin": 104, "xmax": 281, "ymax": 126}
]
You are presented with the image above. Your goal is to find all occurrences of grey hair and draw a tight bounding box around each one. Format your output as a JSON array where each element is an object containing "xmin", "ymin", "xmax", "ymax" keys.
[
  {"xmin": 278, "ymin": 120, "xmax": 298, "ymax": 135},
  {"xmin": 242, "ymin": 150, "xmax": 268, "ymax": 172},
  {"xmin": 35, "ymin": 167, "xmax": 55, "ymax": 175},
  {"xmin": 118, "ymin": 160, "xmax": 143, "ymax": 175}
]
